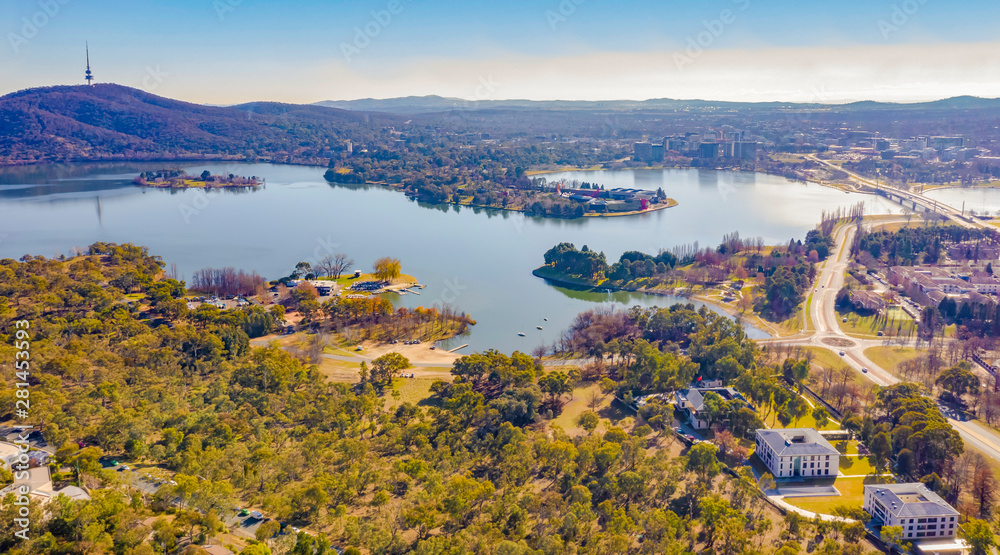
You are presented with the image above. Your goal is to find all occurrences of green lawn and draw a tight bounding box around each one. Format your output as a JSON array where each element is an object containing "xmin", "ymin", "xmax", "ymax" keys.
[
  {"xmin": 323, "ymin": 344, "xmax": 359, "ymax": 357},
  {"xmin": 785, "ymin": 475, "xmax": 894, "ymax": 514},
  {"xmin": 803, "ymin": 292, "xmax": 814, "ymax": 332},
  {"xmin": 863, "ymin": 346, "xmax": 924, "ymax": 376},
  {"xmin": 801, "ymin": 347, "xmax": 850, "ymax": 371},
  {"xmin": 385, "ymin": 377, "xmax": 438, "ymax": 410},
  {"xmin": 760, "ymin": 393, "xmax": 839, "ymax": 431},
  {"xmin": 838, "ymin": 308, "xmax": 916, "ymax": 338},
  {"xmin": 550, "ymin": 383, "xmax": 628, "ymax": 435},
  {"xmin": 839, "ymin": 455, "xmax": 879, "ymax": 476},
  {"xmin": 832, "ymin": 440, "xmax": 860, "ymax": 455}
]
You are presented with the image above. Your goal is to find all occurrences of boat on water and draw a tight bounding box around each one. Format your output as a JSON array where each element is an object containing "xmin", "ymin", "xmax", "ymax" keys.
[
  {"xmin": 517, "ymin": 332, "xmax": 526, "ymax": 337},
  {"xmin": 536, "ymin": 326, "xmax": 543, "ymax": 330}
]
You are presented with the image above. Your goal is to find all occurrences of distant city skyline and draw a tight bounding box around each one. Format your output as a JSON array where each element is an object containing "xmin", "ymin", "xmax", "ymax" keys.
[{"xmin": 3, "ymin": 0, "xmax": 1000, "ymax": 104}]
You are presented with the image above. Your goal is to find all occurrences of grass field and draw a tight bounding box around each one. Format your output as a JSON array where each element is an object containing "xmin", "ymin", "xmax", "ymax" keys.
[
  {"xmin": 550, "ymin": 382, "xmax": 630, "ymax": 435},
  {"xmin": 863, "ymin": 346, "xmax": 924, "ymax": 376},
  {"xmin": 832, "ymin": 440, "xmax": 860, "ymax": 455},
  {"xmin": 384, "ymin": 377, "xmax": 438, "ymax": 411},
  {"xmin": 760, "ymin": 401, "xmax": 838, "ymax": 431},
  {"xmin": 785, "ymin": 475, "xmax": 894, "ymax": 514},
  {"xmin": 838, "ymin": 308, "xmax": 916, "ymax": 338},
  {"xmin": 801, "ymin": 347, "xmax": 853, "ymax": 373},
  {"xmin": 316, "ymin": 357, "xmax": 364, "ymax": 382},
  {"xmin": 839, "ymin": 455, "xmax": 879, "ymax": 476}
]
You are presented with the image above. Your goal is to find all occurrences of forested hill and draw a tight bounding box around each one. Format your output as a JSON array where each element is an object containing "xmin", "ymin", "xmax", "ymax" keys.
[{"xmin": 0, "ymin": 84, "xmax": 397, "ymax": 166}]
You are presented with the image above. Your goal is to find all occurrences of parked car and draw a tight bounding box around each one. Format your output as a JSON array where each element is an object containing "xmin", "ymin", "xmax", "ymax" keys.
[{"xmin": 250, "ymin": 510, "xmax": 264, "ymax": 519}]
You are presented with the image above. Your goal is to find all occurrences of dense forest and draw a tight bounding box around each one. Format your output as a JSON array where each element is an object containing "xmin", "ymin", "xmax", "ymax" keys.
[
  {"xmin": 853, "ymin": 225, "xmax": 998, "ymax": 268},
  {"xmin": 0, "ymin": 242, "xmax": 936, "ymax": 555},
  {"xmin": 0, "ymin": 85, "xmax": 388, "ymax": 166}
]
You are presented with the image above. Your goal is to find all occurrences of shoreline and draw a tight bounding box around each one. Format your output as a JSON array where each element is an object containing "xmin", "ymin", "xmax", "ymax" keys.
[
  {"xmin": 531, "ymin": 265, "xmax": 777, "ymax": 337},
  {"xmin": 13, "ymin": 157, "xmax": 1000, "ymax": 195}
]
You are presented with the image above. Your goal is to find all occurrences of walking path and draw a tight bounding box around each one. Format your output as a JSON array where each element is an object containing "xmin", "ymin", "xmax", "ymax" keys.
[{"xmin": 766, "ymin": 495, "xmax": 856, "ymax": 523}]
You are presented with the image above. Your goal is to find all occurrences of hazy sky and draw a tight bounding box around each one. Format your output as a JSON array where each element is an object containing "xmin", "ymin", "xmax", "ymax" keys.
[{"xmin": 3, "ymin": 0, "xmax": 1000, "ymax": 104}]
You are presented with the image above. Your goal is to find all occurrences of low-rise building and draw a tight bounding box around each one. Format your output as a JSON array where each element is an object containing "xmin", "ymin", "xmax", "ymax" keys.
[
  {"xmin": 675, "ymin": 387, "xmax": 743, "ymax": 429},
  {"xmin": 888, "ymin": 266, "xmax": 976, "ymax": 306},
  {"xmin": 849, "ymin": 290, "xmax": 887, "ymax": 313},
  {"xmin": 754, "ymin": 428, "xmax": 839, "ymax": 478},
  {"xmin": 864, "ymin": 483, "xmax": 959, "ymax": 541}
]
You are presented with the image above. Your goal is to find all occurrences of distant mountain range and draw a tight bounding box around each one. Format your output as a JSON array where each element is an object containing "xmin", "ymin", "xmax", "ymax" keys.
[
  {"xmin": 3, "ymin": 83, "xmax": 1000, "ymax": 166},
  {"xmin": 315, "ymin": 94, "xmax": 1000, "ymax": 114},
  {"xmin": 0, "ymin": 84, "xmax": 394, "ymax": 165}
]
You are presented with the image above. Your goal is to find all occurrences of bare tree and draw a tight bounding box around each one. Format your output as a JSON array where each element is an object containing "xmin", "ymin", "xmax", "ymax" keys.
[
  {"xmin": 972, "ymin": 465, "xmax": 997, "ymax": 519},
  {"xmin": 331, "ymin": 253, "xmax": 354, "ymax": 279},
  {"xmin": 316, "ymin": 255, "xmax": 336, "ymax": 278}
]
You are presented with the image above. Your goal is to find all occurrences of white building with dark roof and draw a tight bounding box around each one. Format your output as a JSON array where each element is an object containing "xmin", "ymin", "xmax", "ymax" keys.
[
  {"xmin": 674, "ymin": 387, "xmax": 742, "ymax": 430},
  {"xmin": 755, "ymin": 428, "xmax": 839, "ymax": 478},
  {"xmin": 864, "ymin": 483, "xmax": 959, "ymax": 541}
]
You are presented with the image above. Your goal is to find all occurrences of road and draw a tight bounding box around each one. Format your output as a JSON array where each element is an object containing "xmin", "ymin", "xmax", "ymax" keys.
[
  {"xmin": 768, "ymin": 220, "xmax": 1000, "ymax": 463},
  {"xmin": 805, "ymin": 155, "xmax": 989, "ymax": 231}
]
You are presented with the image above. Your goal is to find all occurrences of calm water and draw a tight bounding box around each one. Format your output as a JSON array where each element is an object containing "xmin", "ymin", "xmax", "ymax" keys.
[
  {"xmin": 0, "ymin": 163, "xmax": 901, "ymax": 353},
  {"xmin": 923, "ymin": 187, "xmax": 1000, "ymax": 218}
]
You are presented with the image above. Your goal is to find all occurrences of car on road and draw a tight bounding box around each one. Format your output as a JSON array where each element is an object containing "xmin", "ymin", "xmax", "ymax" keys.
[
  {"xmin": 839, "ymin": 351, "xmax": 845, "ymax": 356},
  {"xmin": 862, "ymin": 368, "xmax": 868, "ymax": 373}
]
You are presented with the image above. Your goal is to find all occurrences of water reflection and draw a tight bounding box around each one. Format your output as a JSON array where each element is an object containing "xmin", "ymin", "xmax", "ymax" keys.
[{"xmin": 0, "ymin": 162, "xmax": 901, "ymax": 352}]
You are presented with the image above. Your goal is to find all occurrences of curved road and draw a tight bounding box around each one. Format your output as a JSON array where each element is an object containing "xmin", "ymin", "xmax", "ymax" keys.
[{"xmin": 769, "ymin": 220, "xmax": 1000, "ymax": 462}]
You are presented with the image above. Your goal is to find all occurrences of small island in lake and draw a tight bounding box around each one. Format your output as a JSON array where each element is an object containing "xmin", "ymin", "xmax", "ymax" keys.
[
  {"xmin": 325, "ymin": 167, "xmax": 676, "ymax": 218},
  {"xmin": 134, "ymin": 168, "xmax": 263, "ymax": 189}
]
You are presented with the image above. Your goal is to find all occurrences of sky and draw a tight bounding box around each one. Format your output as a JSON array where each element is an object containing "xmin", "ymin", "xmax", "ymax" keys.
[{"xmin": 3, "ymin": 0, "xmax": 1000, "ymax": 105}]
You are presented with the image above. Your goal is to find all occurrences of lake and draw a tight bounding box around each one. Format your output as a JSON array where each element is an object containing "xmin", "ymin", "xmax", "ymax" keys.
[
  {"xmin": 0, "ymin": 163, "xmax": 901, "ymax": 353},
  {"xmin": 923, "ymin": 186, "xmax": 1000, "ymax": 218}
]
